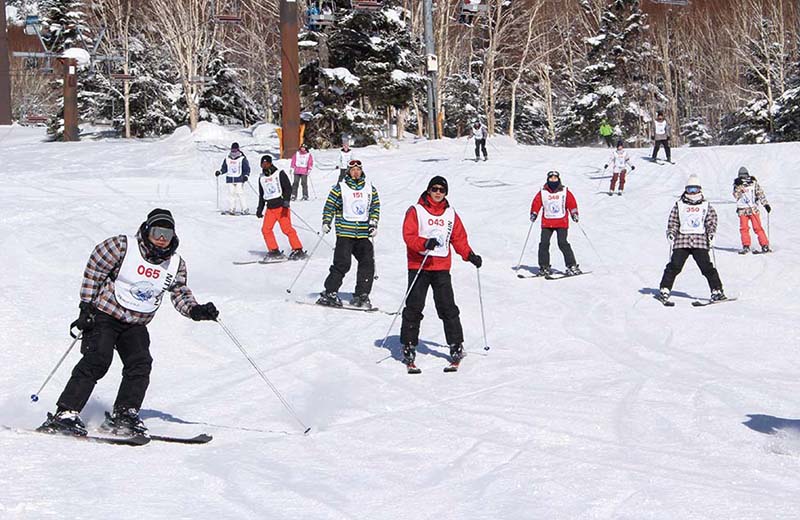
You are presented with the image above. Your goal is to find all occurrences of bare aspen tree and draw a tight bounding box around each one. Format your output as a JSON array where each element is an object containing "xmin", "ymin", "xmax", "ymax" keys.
[
  {"xmin": 93, "ymin": 0, "xmax": 134, "ymax": 137},
  {"xmin": 147, "ymin": 0, "xmax": 221, "ymax": 130},
  {"xmin": 507, "ymin": 0, "xmax": 545, "ymax": 138}
]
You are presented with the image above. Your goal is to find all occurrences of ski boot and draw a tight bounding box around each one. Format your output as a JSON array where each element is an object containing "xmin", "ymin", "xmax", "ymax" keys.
[
  {"xmin": 538, "ymin": 266, "xmax": 553, "ymax": 277},
  {"xmin": 101, "ymin": 407, "xmax": 147, "ymax": 436},
  {"xmin": 351, "ymin": 294, "xmax": 372, "ymax": 309},
  {"xmin": 288, "ymin": 249, "xmax": 307, "ymax": 261},
  {"xmin": 739, "ymin": 246, "xmax": 750, "ymax": 255},
  {"xmin": 449, "ymin": 344, "xmax": 464, "ymax": 364},
  {"xmin": 761, "ymin": 245, "xmax": 770, "ymax": 253},
  {"xmin": 316, "ymin": 291, "xmax": 343, "ymax": 307},
  {"xmin": 565, "ymin": 265, "xmax": 583, "ymax": 276},
  {"xmin": 302, "ymin": 196, "xmax": 309, "ymax": 201},
  {"xmin": 616, "ymin": 190, "xmax": 623, "ymax": 196},
  {"xmin": 710, "ymin": 289, "xmax": 727, "ymax": 302},
  {"xmin": 402, "ymin": 344, "xmax": 421, "ymax": 374},
  {"xmin": 37, "ymin": 409, "xmax": 88, "ymax": 436}
]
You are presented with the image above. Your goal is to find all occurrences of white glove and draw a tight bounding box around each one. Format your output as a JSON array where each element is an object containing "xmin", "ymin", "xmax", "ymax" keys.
[
  {"xmin": 322, "ymin": 223, "xmax": 331, "ymax": 234},
  {"xmin": 368, "ymin": 219, "xmax": 378, "ymax": 238}
]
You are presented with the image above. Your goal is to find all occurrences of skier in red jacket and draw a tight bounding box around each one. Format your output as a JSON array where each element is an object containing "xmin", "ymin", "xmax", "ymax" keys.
[
  {"xmin": 529, "ymin": 171, "xmax": 581, "ymax": 276},
  {"xmin": 400, "ymin": 176, "xmax": 482, "ymax": 372}
]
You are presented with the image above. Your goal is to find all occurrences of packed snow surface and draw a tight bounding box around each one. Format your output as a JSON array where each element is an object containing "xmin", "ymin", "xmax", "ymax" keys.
[{"xmin": 1, "ymin": 124, "xmax": 800, "ymax": 519}]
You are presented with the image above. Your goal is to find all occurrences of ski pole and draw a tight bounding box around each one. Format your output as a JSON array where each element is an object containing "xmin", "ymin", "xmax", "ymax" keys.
[
  {"xmin": 30, "ymin": 332, "xmax": 82, "ymax": 402},
  {"xmin": 216, "ymin": 175, "xmax": 220, "ymax": 211},
  {"xmin": 376, "ymin": 252, "xmax": 431, "ymax": 363},
  {"xmin": 216, "ymin": 318, "xmax": 311, "ymax": 435},
  {"xmin": 308, "ymin": 175, "xmax": 318, "ymax": 200},
  {"xmin": 286, "ymin": 232, "xmax": 327, "ymax": 294},
  {"xmin": 462, "ymin": 137, "xmax": 470, "ymax": 160},
  {"xmin": 513, "ymin": 220, "xmax": 535, "ymax": 273},
  {"xmin": 291, "ymin": 209, "xmax": 334, "ymax": 250},
  {"xmin": 371, "ymin": 237, "xmax": 379, "ymax": 280},
  {"xmin": 575, "ymin": 221, "xmax": 602, "ymax": 261},
  {"xmin": 476, "ymin": 268, "xmax": 490, "ymax": 351}
]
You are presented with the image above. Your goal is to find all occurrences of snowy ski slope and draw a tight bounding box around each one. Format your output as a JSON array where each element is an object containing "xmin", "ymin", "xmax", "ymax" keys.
[{"xmin": 1, "ymin": 123, "xmax": 799, "ymax": 519}]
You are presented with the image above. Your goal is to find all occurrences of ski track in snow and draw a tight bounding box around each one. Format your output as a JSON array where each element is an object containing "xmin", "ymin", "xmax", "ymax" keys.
[{"xmin": 1, "ymin": 125, "xmax": 800, "ymax": 519}]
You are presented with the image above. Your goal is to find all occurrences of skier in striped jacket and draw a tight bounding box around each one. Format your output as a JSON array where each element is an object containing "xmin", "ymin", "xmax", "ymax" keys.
[{"xmin": 317, "ymin": 160, "xmax": 380, "ymax": 308}]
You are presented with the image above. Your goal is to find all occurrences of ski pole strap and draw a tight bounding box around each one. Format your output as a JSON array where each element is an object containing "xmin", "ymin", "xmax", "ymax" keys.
[{"xmin": 216, "ymin": 318, "xmax": 311, "ymax": 435}]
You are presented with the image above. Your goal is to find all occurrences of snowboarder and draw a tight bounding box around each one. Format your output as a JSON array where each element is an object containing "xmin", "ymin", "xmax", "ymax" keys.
[
  {"xmin": 529, "ymin": 171, "xmax": 582, "ymax": 276},
  {"xmin": 599, "ymin": 119, "xmax": 614, "ymax": 147},
  {"xmin": 733, "ymin": 166, "xmax": 771, "ymax": 254},
  {"xmin": 317, "ymin": 159, "xmax": 380, "ymax": 308},
  {"xmin": 337, "ymin": 142, "xmax": 354, "ymax": 183},
  {"xmin": 290, "ymin": 143, "xmax": 314, "ymax": 201},
  {"xmin": 256, "ymin": 155, "xmax": 306, "ymax": 261},
  {"xmin": 399, "ymin": 176, "xmax": 482, "ymax": 371},
  {"xmin": 471, "ymin": 121, "xmax": 488, "ymax": 161},
  {"xmin": 658, "ymin": 175, "xmax": 726, "ymax": 303},
  {"xmin": 604, "ymin": 140, "xmax": 635, "ymax": 195},
  {"xmin": 651, "ymin": 111, "xmax": 672, "ymax": 163},
  {"xmin": 215, "ymin": 142, "xmax": 251, "ymax": 215},
  {"xmin": 38, "ymin": 209, "xmax": 219, "ymax": 437}
]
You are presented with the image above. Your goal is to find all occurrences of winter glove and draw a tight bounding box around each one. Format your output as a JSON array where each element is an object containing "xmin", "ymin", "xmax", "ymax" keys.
[
  {"xmin": 631, "ymin": 165, "xmax": 636, "ymax": 171},
  {"xmin": 214, "ymin": 170, "xmax": 222, "ymax": 177},
  {"xmin": 468, "ymin": 251, "xmax": 483, "ymax": 268},
  {"xmin": 322, "ymin": 223, "xmax": 332, "ymax": 234},
  {"xmin": 256, "ymin": 210, "xmax": 263, "ymax": 219},
  {"xmin": 190, "ymin": 302, "xmax": 219, "ymax": 322},
  {"xmin": 708, "ymin": 234, "xmax": 715, "ymax": 242},
  {"xmin": 70, "ymin": 302, "xmax": 96, "ymax": 334},
  {"xmin": 571, "ymin": 212, "xmax": 579, "ymax": 223},
  {"xmin": 530, "ymin": 212, "xmax": 538, "ymax": 223},
  {"xmin": 424, "ymin": 238, "xmax": 439, "ymax": 250},
  {"xmin": 764, "ymin": 204, "xmax": 771, "ymax": 213},
  {"xmin": 368, "ymin": 219, "xmax": 378, "ymax": 238},
  {"xmin": 243, "ymin": 176, "xmax": 249, "ymax": 183},
  {"xmin": 667, "ymin": 231, "xmax": 675, "ymax": 241},
  {"xmin": 282, "ymin": 200, "xmax": 290, "ymax": 208},
  {"xmin": 603, "ymin": 164, "xmax": 608, "ymax": 170},
  {"xmin": 733, "ymin": 177, "xmax": 743, "ymax": 186}
]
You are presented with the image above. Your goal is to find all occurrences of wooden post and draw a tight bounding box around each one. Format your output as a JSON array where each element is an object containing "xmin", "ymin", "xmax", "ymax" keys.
[
  {"xmin": 280, "ymin": 0, "xmax": 301, "ymax": 159},
  {"xmin": 60, "ymin": 58, "xmax": 79, "ymax": 141},
  {"xmin": 0, "ymin": 0, "xmax": 13, "ymax": 125}
]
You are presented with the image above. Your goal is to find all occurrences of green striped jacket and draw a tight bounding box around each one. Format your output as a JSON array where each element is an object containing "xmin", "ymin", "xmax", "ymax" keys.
[{"xmin": 322, "ymin": 175, "xmax": 380, "ymax": 238}]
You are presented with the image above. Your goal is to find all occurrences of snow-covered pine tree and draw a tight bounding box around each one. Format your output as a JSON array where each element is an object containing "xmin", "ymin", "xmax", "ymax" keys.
[
  {"xmin": 197, "ymin": 47, "xmax": 262, "ymax": 127},
  {"xmin": 773, "ymin": 35, "xmax": 800, "ymax": 142},
  {"xmin": 557, "ymin": 0, "xmax": 650, "ymax": 146},
  {"xmin": 441, "ymin": 72, "xmax": 481, "ymax": 138},
  {"xmin": 299, "ymin": 4, "xmax": 424, "ymax": 146},
  {"xmin": 680, "ymin": 117, "xmax": 713, "ymax": 147}
]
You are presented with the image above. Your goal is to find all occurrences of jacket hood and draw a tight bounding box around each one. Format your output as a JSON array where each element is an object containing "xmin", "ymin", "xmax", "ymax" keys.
[{"xmin": 417, "ymin": 191, "xmax": 450, "ymax": 212}]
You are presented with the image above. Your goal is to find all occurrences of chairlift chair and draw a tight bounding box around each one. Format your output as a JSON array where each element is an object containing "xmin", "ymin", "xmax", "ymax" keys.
[
  {"xmin": 350, "ymin": 0, "xmax": 381, "ymax": 12},
  {"xmin": 214, "ymin": 0, "xmax": 244, "ymax": 23},
  {"xmin": 110, "ymin": 73, "xmax": 135, "ymax": 81},
  {"xmin": 23, "ymin": 114, "xmax": 49, "ymax": 125},
  {"xmin": 458, "ymin": 0, "xmax": 488, "ymax": 25},
  {"xmin": 650, "ymin": 0, "xmax": 688, "ymax": 5},
  {"xmin": 307, "ymin": 1, "xmax": 337, "ymax": 29}
]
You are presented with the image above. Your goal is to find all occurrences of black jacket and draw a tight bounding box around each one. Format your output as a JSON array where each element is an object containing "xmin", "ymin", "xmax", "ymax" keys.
[{"xmin": 256, "ymin": 166, "xmax": 293, "ymax": 213}]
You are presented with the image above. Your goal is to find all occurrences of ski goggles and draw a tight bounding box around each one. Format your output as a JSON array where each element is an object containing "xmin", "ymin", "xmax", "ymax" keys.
[
  {"xmin": 546, "ymin": 171, "xmax": 560, "ymax": 179},
  {"xmin": 685, "ymin": 186, "xmax": 701, "ymax": 194},
  {"xmin": 149, "ymin": 226, "xmax": 175, "ymax": 242},
  {"xmin": 348, "ymin": 160, "xmax": 363, "ymax": 167}
]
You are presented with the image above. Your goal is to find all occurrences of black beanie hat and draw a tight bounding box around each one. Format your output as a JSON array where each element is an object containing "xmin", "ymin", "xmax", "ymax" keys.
[
  {"xmin": 261, "ymin": 154, "xmax": 273, "ymax": 164},
  {"xmin": 146, "ymin": 208, "xmax": 175, "ymax": 230},
  {"xmin": 427, "ymin": 176, "xmax": 448, "ymax": 194},
  {"xmin": 231, "ymin": 142, "xmax": 240, "ymax": 151}
]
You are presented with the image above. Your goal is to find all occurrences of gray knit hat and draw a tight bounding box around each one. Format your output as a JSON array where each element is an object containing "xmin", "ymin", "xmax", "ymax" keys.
[{"xmin": 738, "ymin": 166, "xmax": 750, "ymax": 178}]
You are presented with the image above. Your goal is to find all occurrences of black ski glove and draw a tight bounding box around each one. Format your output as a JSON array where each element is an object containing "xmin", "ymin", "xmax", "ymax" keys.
[
  {"xmin": 631, "ymin": 165, "xmax": 636, "ymax": 171},
  {"xmin": 70, "ymin": 302, "xmax": 96, "ymax": 334},
  {"xmin": 468, "ymin": 251, "xmax": 482, "ymax": 268},
  {"xmin": 764, "ymin": 204, "xmax": 771, "ymax": 213},
  {"xmin": 424, "ymin": 238, "xmax": 439, "ymax": 250},
  {"xmin": 282, "ymin": 200, "xmax": 290, "ymax": 208},
  {"xmin": 733, "ymin": 177, "xmax": 743, "ymax": 186},
  {"xmin": 190, "ymin": 302, "xmax": 219, "ymax": 321},
  {"xmin": 214, "ymin": 170, "xmax": 222, "ymax": 177},
  {"xmin": 256, "ymin": 210, "xmax": 263, "ymax": 218}
]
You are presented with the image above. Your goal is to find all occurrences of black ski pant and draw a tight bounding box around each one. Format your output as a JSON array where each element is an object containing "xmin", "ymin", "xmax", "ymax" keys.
[
  {"xmin": 651, "ymin": 139, "xmax": 671, "ymax": 161},
  {"xmin": 603, "ymin": 135, "xmax": 613, "ymax": 147},
  {"xmin": 400, "ymin": 270, "xmax": 463, "ymax": 347},
  {"xmin": 291, "ymin": 174, "xmax": 309, "ymax": 199},
  {"xmin": 659, "ymin": 247, "xmax": 722, "ymax": 292},
  {"xmin": 538, "ymin": 227, "xmax": 576, "ymax": 269},
  {"xmin": 57, "ymin": 312, "xmax": 152, "ymax": 413},
  {"xmin": 474, "ymin": 138, "xmax": 487, "ymax": 159},
  {"xmin": 324, "ymin": 236, "xmax": 375, "ymax": 296}
]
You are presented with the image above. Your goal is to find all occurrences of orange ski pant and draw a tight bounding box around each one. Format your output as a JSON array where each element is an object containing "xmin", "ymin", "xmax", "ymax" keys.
[
  {"xmin": 262, "ymin": 207, "xmax": 303, "ymax": 251},
  {"xmin": 739, "ymin": 213, "xmax": 768, "ymax": 248}
]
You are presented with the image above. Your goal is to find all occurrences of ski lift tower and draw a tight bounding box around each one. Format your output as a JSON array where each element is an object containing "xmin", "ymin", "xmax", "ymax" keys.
[{"xmin": 0, "ymin": 0, "xmax": 12, "ymax": 125}]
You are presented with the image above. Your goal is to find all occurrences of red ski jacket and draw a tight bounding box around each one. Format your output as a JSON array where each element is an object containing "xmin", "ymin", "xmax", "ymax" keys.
[
  {"xmin": 403, "ymin": 193, "xmax": 473, "ymax": 271},
  {"xmin": 530, "ymin": 185, "xmax": 578, "ymax": 229}
]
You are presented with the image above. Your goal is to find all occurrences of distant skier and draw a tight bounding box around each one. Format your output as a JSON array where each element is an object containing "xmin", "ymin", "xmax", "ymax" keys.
[
  {"xmin": 604, "ymin": 140, "xmax": 635, "ymax": 195},
  {"xmin": 38, "ymin": 209, "xmax": 218, "ymax": 437},
  {"xmin": 650, "ymin": 111, "xmax": 672, "ymax": 163},
  {"xmin": 400, "ymin": 176, "xmax": 482, "ymax": 372},
  {"xmin": 599, "ymin": 119, "xmax": 614, "ymax": 147},
  {"xmin": 657, "ymin": 175, "xmax": 726, "ymax": 304},
  {"xmin": 529, "ymin": 171, "xmax": 581, "ymax": 277},
  {"xmin": 215, "ymin": 142, "xmax": 251, "ymax": 215},
  {"xmin": 317, "ymin": 159, "xmax": 380, "ymax": 308},
  {"xmin": 337, "ymin": 142, "xmax": 354, "ymax": 183},
  {"xmin": 733, "ymin": 166, "xmax": 771, "ymax": 254},
  {"xmin": 256, "ymin": 155, "xmax": 306, "ymax": 261},
  {"xmin": 290, "ymin": 143, "xmax": 314, "ymax": 201},
  {"xmin": 471, "ymin": 121, "xmax": 488, "ymax": 161}
]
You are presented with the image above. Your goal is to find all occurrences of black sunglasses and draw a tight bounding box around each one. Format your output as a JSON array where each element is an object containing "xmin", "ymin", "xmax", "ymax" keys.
[{"xmin": 429, "ymin": 186, "xmax": 446, "ymax": 193}]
